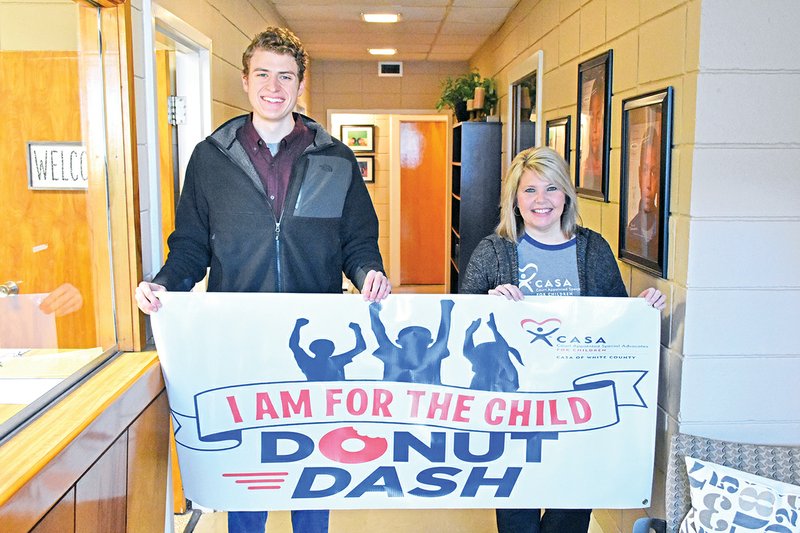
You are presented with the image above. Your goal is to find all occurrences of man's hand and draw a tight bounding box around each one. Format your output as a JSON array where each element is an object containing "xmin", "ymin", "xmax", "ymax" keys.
[
  {"xmin": 135, "ymin": 281, "xmax": 167, "ymax": 314},
  {"xmin": 361, "ymin": 270, "xmax": 391, "ymax": 302}
]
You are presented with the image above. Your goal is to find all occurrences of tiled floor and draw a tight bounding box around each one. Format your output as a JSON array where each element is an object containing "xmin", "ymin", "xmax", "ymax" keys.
[{"xmin": 174, "ymin": 509, "xmax": 606, "ymax": 532}]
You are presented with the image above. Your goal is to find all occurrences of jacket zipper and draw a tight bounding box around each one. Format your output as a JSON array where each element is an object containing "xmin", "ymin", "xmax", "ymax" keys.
[
  {"xmin": 274, "ymin": 157, "xmax": 309, "ymax": 292},
  {"xmin": 208, "ymin": 119, "xmax": 330, "ymax": 292},
  {"xmin": 274, "ymin": 220, "xmax": 282, "ymax": 292}
]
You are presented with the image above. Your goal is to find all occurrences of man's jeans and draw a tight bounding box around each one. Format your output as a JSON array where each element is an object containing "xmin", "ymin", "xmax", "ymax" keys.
[
  {"xmin": 227, "ymin": 510, "xmax": 329, "ymax": 533},
  {"xmin": 496, "ymin": 508, "xmax": 591, "ymax": 533}
]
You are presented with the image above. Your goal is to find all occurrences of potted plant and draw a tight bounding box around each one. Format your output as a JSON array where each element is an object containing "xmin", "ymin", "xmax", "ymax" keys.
[
  {"xmin": 436, "ymin": 70, "xmax": 497, "ymax": 122},
  {"xmin": 476, "ymin": 76, "xmax": 498, "ymax": 117}
]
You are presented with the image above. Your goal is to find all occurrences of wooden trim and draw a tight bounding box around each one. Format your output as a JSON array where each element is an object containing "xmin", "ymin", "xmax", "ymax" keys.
[
  {"xmin": 127, "ymin": 392, "xmax": 170, "ymax": 532},
  {"xmin": 77, "ymin": 0, "xmax": 144, "ymax": 352},
  {"xmin": 0, "ymin": 352, "xmax": 163, "ymax": 531},
  {"xmin": 94, "ymin": 0, "xmax": 127, "ymax": 7},
  {"xmin": 170, "ymin": 419, "xmax": 187, "ymax": 513},
  {"xmin": 102, "ymin": 3, "xmax": 145, "ymax": 351},
  {"xmin": 75, "ymin": 435, "xmax": 127, "ymax": 531},
  {"xmin": 30, "ymin": 489, "xmax": 75, "ymax": 533},
  {"xmin": 78, "ymin": 3, "xmax": 116, "ymax": 351}
]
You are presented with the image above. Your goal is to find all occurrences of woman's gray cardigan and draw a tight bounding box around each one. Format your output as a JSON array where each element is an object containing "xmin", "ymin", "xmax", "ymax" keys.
[{"xmin": 459, "ymin": 227, "xmax": 628, "ymax": 297}]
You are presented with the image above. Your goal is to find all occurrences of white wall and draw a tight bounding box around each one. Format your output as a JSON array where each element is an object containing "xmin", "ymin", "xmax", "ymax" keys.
[{"xmin": 678, "ymin": 0, "xmax": 800, "ymax": 445}]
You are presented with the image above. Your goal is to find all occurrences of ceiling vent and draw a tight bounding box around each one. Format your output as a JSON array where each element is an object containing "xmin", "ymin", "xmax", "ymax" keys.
[{"xmin": 378, "ymin": 61, "xmax": 403, "ymax": 77}]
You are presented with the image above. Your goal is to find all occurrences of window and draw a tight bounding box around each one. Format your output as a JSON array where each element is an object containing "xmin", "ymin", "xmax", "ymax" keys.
[
  {"xmin": 511, "ymin": 73, "xmax": 537, "ymax": 156},
  {"xmin": 0, "ymin": 0, "xmax": 139, "ymax": 441}
]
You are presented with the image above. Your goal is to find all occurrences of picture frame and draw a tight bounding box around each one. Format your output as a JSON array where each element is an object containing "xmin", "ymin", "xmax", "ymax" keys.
[
  {"xmin": 355, "ymin": 155, "xmax": 374, "ymax": 183},
  {"xmin": 341, "ymin": 124, "xmax": 375, "ymax": 153},
  {"xmin": 618, "ymin": 87, "xmax": 674, "ymax": 278},
  {"xmin": 545, "ymin": 116, "xmax": 571, "ymax": 164},
  {"xmin": 575, "ymin": 50, "xmax": 612, "ymax": 201}
]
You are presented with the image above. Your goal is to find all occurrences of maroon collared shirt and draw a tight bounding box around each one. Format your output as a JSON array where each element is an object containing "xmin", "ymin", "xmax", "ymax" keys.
[{"xmin": 236, "ymin": 114, "xmax": 315, "ymax": 218}]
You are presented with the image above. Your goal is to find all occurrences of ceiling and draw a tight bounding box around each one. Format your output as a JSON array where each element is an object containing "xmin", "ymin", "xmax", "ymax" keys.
[{"xmin": 269, "ymin": 0, "xmax": 519, "ymax": 62}]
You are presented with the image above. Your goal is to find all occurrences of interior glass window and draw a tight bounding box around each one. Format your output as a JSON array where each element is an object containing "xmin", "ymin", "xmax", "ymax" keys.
[
  {"xmin": 0, "ymin": 1, "xmax": 117, "ymax": 437},
  {"xmin": 511, "ymin": 72, "xmax": 537, "ymax": 156}
]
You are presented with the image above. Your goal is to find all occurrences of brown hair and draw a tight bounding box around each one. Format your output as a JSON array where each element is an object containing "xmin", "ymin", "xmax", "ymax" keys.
[
  {"xmin": 496, "ymin": 147, "xmax": 579, "ymax": 242},
  {"xmin": 242, "ymin": 27, "xmax": 309, "ymax": 81}
]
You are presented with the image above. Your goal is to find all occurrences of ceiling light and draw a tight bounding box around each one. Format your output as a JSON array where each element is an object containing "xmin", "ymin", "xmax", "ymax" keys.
[
  {"xmin": 362, "ymin": 13, "xmax": 400, "ymax": 23},
  {"xmin": 368, "ymin": 48, "xmax": 397, "ymax": 56}
]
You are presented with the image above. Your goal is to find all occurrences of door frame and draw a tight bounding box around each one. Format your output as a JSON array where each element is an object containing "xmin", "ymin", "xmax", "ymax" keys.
[
  {"xmin": 141, "ymin": 4, "xmax": 212, "ymax": 273},
  {"xmin": 389, "ymin": 114, "xmax": 451, "ymax": 287}
]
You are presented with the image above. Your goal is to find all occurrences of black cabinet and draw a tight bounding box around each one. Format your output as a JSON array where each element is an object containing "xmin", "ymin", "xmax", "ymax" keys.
[{"xmin": 449, "ymin": 122, "xmax": 502, "ymax": 293}]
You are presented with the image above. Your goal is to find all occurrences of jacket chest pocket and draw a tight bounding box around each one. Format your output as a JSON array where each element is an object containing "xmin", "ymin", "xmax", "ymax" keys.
[{"xmin": 294, "ymin": 155, "xmax": 350, "ymax": 218}]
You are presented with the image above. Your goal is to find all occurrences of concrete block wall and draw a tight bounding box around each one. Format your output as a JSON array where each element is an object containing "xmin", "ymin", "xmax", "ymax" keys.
[
  {"xmin": 678, "ymin": 0, "xmax": 800, "ymax": 444},
  {"xmin": 470, "ymin": 0, "xmax": 701, "ymax": 530},
  {"xmin": 328, "ymin": 112, "xmax": 392, "ymax": 270},
  {"xmin": 309, "ymin": 60, "xmax": 468, "ymax": 125}
]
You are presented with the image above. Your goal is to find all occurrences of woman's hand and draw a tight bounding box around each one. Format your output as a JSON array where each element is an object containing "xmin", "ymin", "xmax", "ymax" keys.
[
  {"xmin": 638, "ymin": 287, "xmax": 666, "ymax": 310},
  {"xmin": 488, "ymin": 284, "xmax": 524, "ymax": 301}
]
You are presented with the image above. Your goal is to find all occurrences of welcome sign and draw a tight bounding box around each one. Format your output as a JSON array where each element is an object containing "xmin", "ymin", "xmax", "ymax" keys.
[
  {"xmin": 26, "ymin": 142, "xmax": 88, "ymax": 190},
  {"xmin": 152, "ymin": 293, "xmax": 660, "ymax": 511}
]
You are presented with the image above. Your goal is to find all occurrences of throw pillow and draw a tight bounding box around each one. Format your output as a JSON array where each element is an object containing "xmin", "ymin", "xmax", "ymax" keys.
[{"xmin": 679, "ymin": 456, "xmax": 800, "ymax": 532}]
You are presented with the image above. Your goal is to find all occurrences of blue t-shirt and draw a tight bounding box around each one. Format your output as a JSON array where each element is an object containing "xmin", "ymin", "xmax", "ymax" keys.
[{"xmin": 517, "ymin": 233, "xmax": 581, "ymax": 296}]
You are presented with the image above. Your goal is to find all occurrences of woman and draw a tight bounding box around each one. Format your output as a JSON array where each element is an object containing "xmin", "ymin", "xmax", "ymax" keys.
[{"xmin": 461, "ymin": 146, "xmax": 665, "ymax": 533}]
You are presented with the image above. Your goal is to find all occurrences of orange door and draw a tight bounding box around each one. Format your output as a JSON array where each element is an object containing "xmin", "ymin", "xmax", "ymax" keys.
[
  {"xmin": 0, "ymin": 51, "xmax": 97, "ymax": 348},
  {"xmin": 399, "ymin": 121, "xmax": 447, "ymax": 285},
  {"xmin": 155, "ymin": 50, "xmax": 177, "ymax": 257}
]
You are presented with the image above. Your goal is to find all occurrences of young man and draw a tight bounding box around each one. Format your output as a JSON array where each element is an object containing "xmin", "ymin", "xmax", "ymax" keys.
[{"xmin": 135, "ymin": 27, "xmax": 390, "ymax": 532}]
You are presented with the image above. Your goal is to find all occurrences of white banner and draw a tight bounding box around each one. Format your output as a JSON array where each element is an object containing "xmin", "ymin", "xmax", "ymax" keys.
[{"xmin": 152, "ymin": 293, "xmax": 660, "ymax": 511}]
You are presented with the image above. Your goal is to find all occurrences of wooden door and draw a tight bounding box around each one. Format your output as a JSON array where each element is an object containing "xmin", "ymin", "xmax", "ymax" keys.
[
  {"xmin": 156, "ymin": 50, "xmax": 177, "ymax": 257},
  {"xmin": 155, "ymin": 49, "xmax": 187, "ymax": 513},
  {"xmin": 0, "ymin": 52, "xmax": 97, "ymax": 349},
  {"xmin": 399, "ymin": 121, "xmax": 447, "ymax": 285}
]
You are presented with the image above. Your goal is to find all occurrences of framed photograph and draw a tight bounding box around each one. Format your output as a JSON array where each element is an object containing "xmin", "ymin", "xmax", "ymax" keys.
[
  {"xmin": 545, "ymin": 116, "xmax": 571, "ymax": 164},
  {"xmin": 618, "ymin": 87, "xmax": 674, "ymax": 278},
  {"xmin": 355, "ymin": 155, "xmax": 374, "ymax": 183},
  {"xmin": 341, "ymin": 124, "xmax": 375, "ymax": 152},
  {"xmin": 575, "ymin": 50, "xmax": 612, "ymax": 201}
]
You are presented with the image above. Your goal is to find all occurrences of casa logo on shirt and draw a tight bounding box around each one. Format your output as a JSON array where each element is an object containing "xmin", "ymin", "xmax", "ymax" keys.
[{"xmin": 519, "ymin": 263, "xmax": 575, "ymax": 294}]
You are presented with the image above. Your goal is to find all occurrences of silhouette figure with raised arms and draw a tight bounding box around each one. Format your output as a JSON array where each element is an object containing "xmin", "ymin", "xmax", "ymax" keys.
[
  {"xmin": 289, "ymin": 318, "xmax": 365, "ymax": 381},
  {"xmin": 369, "ymin": 299, "xmax": 455, "ymax": 385},
  {"xmin": 464, "ymin": 313, "xmax": 523, "ymax": 392}
]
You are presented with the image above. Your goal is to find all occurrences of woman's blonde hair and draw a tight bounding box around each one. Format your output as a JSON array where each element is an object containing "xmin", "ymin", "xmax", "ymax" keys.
[{"xmin": 496, "ymin": 146, "xmax": 579, "ymax": 241}]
